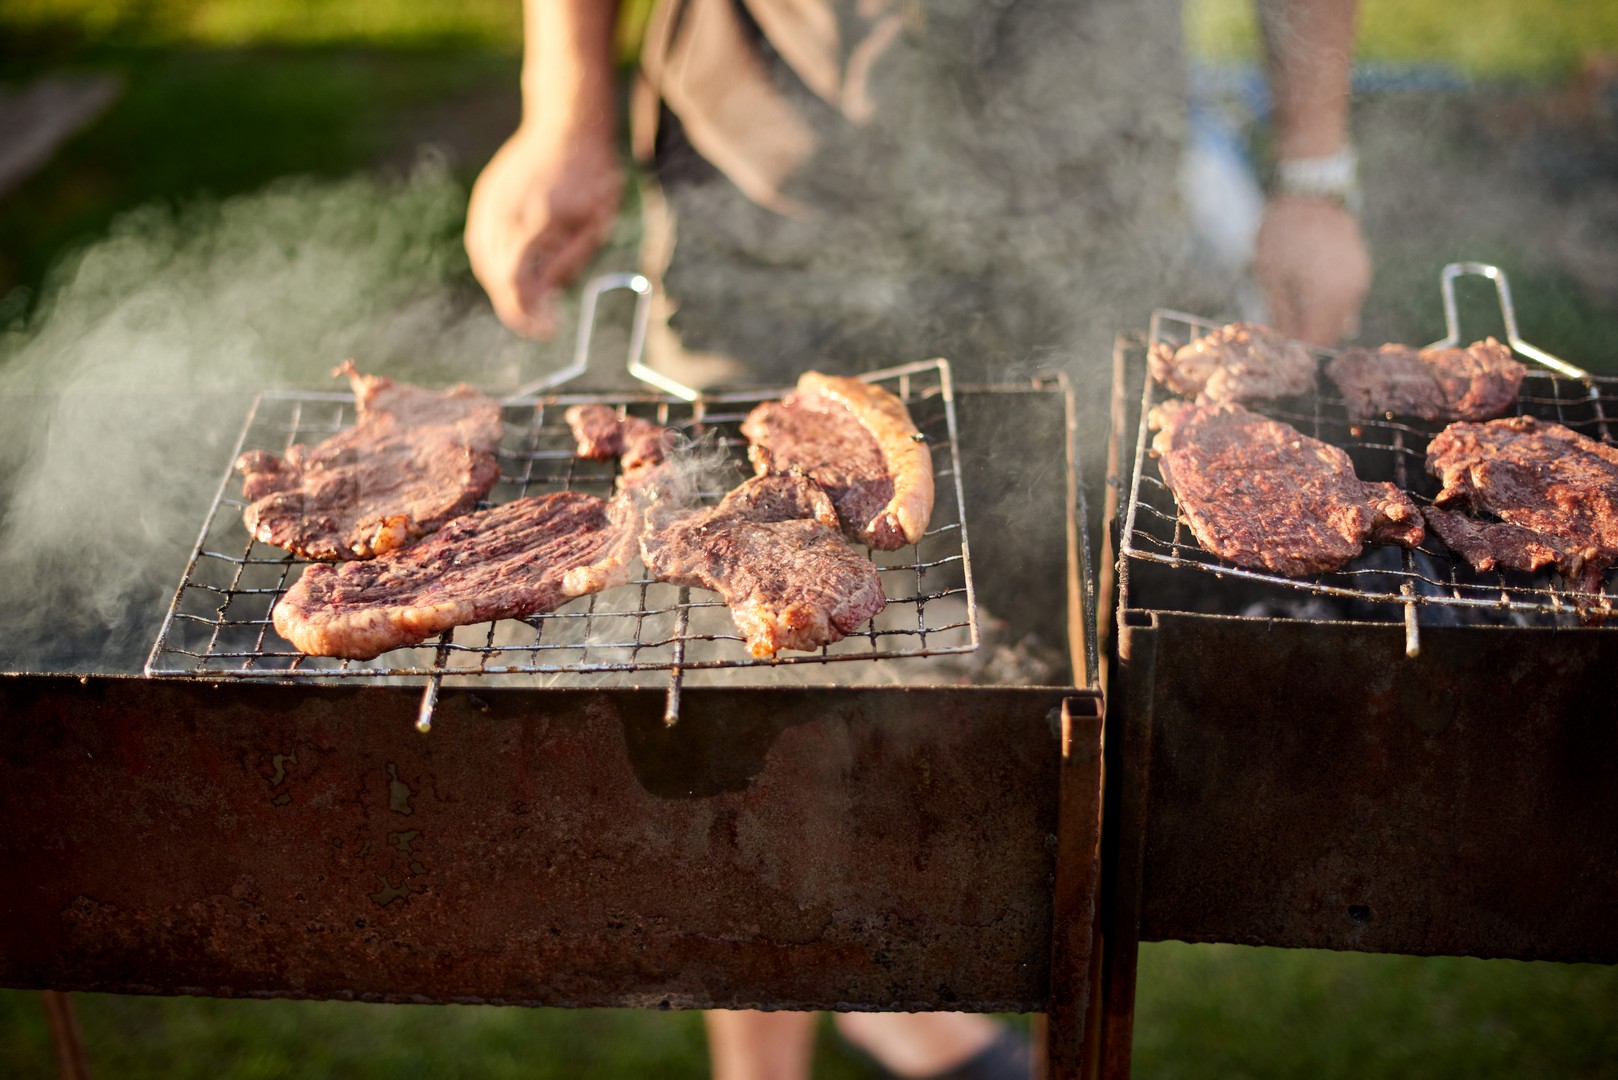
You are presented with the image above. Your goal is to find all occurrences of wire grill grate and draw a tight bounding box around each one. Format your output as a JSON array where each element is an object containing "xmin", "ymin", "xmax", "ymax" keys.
[
  {"xmin": 1120, "ymin": 306, "xmax": 1618, "ymax": 628},
  {"xmin": 147, "ymin": 359, "xmax": 977, "ymax": 680}
]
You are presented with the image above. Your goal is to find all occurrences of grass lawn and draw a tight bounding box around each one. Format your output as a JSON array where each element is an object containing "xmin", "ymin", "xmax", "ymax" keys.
[
  {"xmin": 0, "ymin": 43, "xmax": 520, "ymax": 300},
  {"xmin": 4, "ymin": 947, "xmax": 1617, "ymax": 1077}
]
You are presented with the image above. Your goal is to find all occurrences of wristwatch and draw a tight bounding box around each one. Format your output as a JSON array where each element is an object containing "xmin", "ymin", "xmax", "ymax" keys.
[{"xmin": 1272, "ymin": 145, "xmax": 1362, "ymax": 215}]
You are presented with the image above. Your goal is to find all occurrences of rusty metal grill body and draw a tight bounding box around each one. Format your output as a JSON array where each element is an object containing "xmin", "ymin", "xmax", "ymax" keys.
[{"xmin": 5, "ymin": 315, "xmax": 1109, "ymax": 1074}]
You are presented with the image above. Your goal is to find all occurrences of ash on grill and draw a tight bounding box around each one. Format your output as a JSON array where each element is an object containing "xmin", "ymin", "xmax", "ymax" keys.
[
  {"xmin": 146, "ymin": 276, "xmax": 979, "ymax": 727},
  {"xmin": 1118, "ymin": 263, "xmax": 1617, "ymax": 654}
]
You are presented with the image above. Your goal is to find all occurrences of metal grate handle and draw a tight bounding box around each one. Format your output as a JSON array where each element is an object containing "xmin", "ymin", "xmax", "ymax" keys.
[
  {"xmin": 505, "ymin": 273, "xmax": 701, "ymax": 403},
  {"xmin": 1430, "ymin": 262, "xmax": 1589, "ymax": 380}
]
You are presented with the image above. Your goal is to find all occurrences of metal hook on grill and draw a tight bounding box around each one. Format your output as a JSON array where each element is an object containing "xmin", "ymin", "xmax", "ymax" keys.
[
  {"xmin": 1430, "ymin": 262, "xmax": 1590, "ymax": 380},
  {"xmin": 504, "ymin": 273, "xmax": 700, "ymax": 403}
]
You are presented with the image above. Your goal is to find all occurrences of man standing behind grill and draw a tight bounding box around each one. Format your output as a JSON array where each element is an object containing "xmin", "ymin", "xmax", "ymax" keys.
[
  {"xmin": 467, "ymin": 0, "xmax": 1368, "ymax": 378},
  {"xmin": 466, "ymin": 0, "xmax": 1364, "ymax": 1076}
]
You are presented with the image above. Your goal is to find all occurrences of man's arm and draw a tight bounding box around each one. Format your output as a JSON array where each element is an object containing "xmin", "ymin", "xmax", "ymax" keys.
[
  {"xmin": 1252, "ymin": 0, "xmax": 1370, "ymax": 345},
  {"xmin": 466, "ymin": 1, "xmax": 624, "ymax": 339}
]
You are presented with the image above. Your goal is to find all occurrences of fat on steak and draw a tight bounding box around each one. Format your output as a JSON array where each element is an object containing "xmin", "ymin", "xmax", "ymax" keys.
[
  {"xmin": 739, "ymin": 372, "xmax": 933, "ymax": 550},
  {"xmin": 1327, "ymin": 337, "xmax": 1524, "ymax": 421},
  {"xmin": 565, "ymin": 404, "xmax": 677, "ymax": 477},
  {"xmin": 1147, "ymin": 322, "xmax": 1316, "ymax": 404},
  {"xmin": 272, "ymin": 491, "xmax": 640, "ymax": 659},
  {"xmin": 237, "ymin": 361, "xmax": 504, "ymax": 560},
  {"xmin": 1426, "ymin": 415, "xmax": 1618, "ymax": 596},
  {"xmin": 1150, "ymin": 400, "xmax": 1424, "ymax": 577},
  {"xmin": 641, "ymin": 472, "xmax": 886, "ymax": 657}
]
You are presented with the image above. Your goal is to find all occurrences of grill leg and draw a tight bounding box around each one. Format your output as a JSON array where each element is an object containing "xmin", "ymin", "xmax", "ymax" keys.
[
  {"xmin": 41, "ymin": 991, "xmax": 91, "ymax": 1080},
  {"xmin": 1044, "ymin": 697, "xmax": 1106, "ymax": 1079}
]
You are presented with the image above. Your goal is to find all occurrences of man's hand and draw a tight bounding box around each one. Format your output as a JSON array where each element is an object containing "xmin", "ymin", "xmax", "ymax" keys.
[
  {"xmin": 1253, "ymin": 195, "xmax": 1370, "ymax": 345},
  {"xmin": 465, "ymin": 118, "xmax": 624, "ymax": 339}
]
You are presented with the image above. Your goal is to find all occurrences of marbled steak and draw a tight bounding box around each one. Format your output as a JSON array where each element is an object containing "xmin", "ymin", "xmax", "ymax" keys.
[
  {"xmin": 272, "ymin": 491, "xmax": 640, "ymax": 659},
  {"xmin": 237, "ymin": 361, "xmax": 503, "ymax": 560}
]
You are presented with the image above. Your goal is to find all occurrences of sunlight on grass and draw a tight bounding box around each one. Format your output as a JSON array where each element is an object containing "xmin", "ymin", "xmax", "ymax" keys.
[
  {"xmin": 0, "ymin": 0, "xmax": 520, "ymax": 47},
  {"xmin": 9, "ymin": 0, "xmax": 1615, "ymax": 79},
  {"xmin": 0, "ymin": 0, "xmax": 657, "ymax": 59},
  {"xmin": 1187, "ymin": 0, "xmax": 1618, "ymax": 79}
]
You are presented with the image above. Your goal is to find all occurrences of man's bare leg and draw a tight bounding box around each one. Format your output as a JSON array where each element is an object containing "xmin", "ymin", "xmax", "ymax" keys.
[{"xmin": 705, "ymin": 1009, "xmax": 819, "ymax": 1080}]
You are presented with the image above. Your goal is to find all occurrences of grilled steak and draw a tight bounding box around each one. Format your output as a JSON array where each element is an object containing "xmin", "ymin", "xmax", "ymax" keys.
[
  {"xmin": 238, "ymin": 361, "xmax": 504, "ymax": 560},
  {"xmin": 1421, "ymin": 505, "xmax": 1568, "ymax": 576},
  {"xmin": 1327, "ymin": 337, "xmax": 1524, "ymax": 421},
  {"xmin": 642, "ymin": 472, "xmax": 886, "ymax": 657},
  {"xmin": 740, "ymin": 372, "xmax": 933, "ymax": 550},
  {"xmin": 1148, "ymin": 322, "xmax": 1316, "ymax": 404},
  {"xmin": 273, "ymin": 491, "xmax": 640, "ymax": 659},
  {"xmin": 1150, "ymin": 400, "xmax": 1424, "ymax": 576},
  {"xmin": 1426, "ymin": 415, "xmax": 1618, "ymax": 595},
  {"xmin": 565, "ymin": 404, "xmax": 676, "ymax": 475}
]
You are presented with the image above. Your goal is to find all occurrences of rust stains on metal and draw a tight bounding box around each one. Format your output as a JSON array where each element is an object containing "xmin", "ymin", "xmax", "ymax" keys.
[
  {"xmin": 0, "ymin": 677, "xmax": 1096, "ymax": 1012},
  {"xmin": 1122, "ymin": 615, "xmax": 1618, "ymax": 963}
]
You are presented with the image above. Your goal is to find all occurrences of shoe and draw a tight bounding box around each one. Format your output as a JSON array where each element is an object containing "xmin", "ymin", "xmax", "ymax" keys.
[
  {"xmin": 842, "ymin": 1027, "xmax": 1033, "ymax": 1080},
  {"xmin": 926, "ymin": 1029, "xmax": 1032, "ymax": 1080}
]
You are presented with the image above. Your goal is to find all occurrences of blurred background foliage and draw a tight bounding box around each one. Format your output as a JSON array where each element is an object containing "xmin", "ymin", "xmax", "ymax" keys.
[
  {"xmin": 1190, "ymin": 0, "xmax": 1618, "ymax": 78},
  {"xmin": 3, "ymin": 0, "xmax": 1616, "ymax": 75}
]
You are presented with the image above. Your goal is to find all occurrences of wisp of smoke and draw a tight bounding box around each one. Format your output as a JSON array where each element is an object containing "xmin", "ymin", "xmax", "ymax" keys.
[{"xmin": 0, "ymin": 161, "xmax": 534, "ymax": 673}]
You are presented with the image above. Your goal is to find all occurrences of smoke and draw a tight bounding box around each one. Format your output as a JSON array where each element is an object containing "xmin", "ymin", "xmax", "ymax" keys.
[{"xmin": 0, "ymin": 160, "xmax": 536, "ymax": 673}]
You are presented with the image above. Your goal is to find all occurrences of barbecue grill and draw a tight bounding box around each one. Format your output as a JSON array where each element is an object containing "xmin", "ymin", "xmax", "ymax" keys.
[
  {"xmin": 145, "ymin": 275, "xmax": 983, "ymax": 730},
  {"xmin": 1120, "ymin": 263, "xmax": 1613, "ymax": 654},
  {"xmin": 2, "ymin": 274, "xmax": 1107, "ymax": 1076},
  {"xmin": 1097, "ymin": 263, "xmax": 1618, "ymax": 1077}
]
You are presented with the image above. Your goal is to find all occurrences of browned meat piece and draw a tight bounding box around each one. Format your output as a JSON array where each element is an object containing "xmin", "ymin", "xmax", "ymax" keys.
[
  {"xmin": 740, "ymin": 372, "xmax": 933, "ymax": 550},
  {"xmin": 1421, "ymin": 505, "xmax": 1568, "ymax": 575},
  {"xmin": 565, "ymin": 404, "xmax": 676, "ymax": 475},
  {"xmin": 1426, "ymin": 415, "xmax": 1618, "ymax": 596},
  {"xmin": 1150, "ymin": 400, "xmax": 1424, "ymax": 577},
  {"xmin": 273, "ymin": 491, "xmax": 640, "ymax": 659},
  {"xmin": 642, "ymin": 473, "xmax": 885, "ymax": 657},
  {"xmin": 1327, "ymin": 337, "xmax": 1525, "ymax": 421},
  {"xmin": 1147, "ymin": 322, "xmax": 1315, "ymax": 403},
  {"xmin": 237, "ymin": 361, "xmax": 504, "ymax": 560}
]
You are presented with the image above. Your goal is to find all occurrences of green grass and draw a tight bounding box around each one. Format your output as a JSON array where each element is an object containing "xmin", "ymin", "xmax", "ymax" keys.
[
  {"xmin": 9, "ymin": 0, "xmax": 1614, "ymax": 78},
  {"xmin": 0, "ymin": 45, "xmax": 519, "ymax": 299},
  {"xmin": 0, "ymin": 0, "xmax": 655, "ymax": 61},
  {"xmin": 1133, "ymin": 943, "xmax": 1618, "ymax": 1080},
  {"xmin": 0, "ymin": 995, "xmax": 716, "ymax": 1080},
  {"xmin": 0, "ymin": 0, "xmax": 521, "ymax": 49},
  {"xmin": 1189, "ymin": 0, "xmax": 1618, "ymax": 79},
  {"xmin": 0, "ymin": 994, "xmax": 908, "ymax": 1079},
  {"xmin": 4, "ymin": 948, "xmax": 1616, "ymax": 1078}
]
